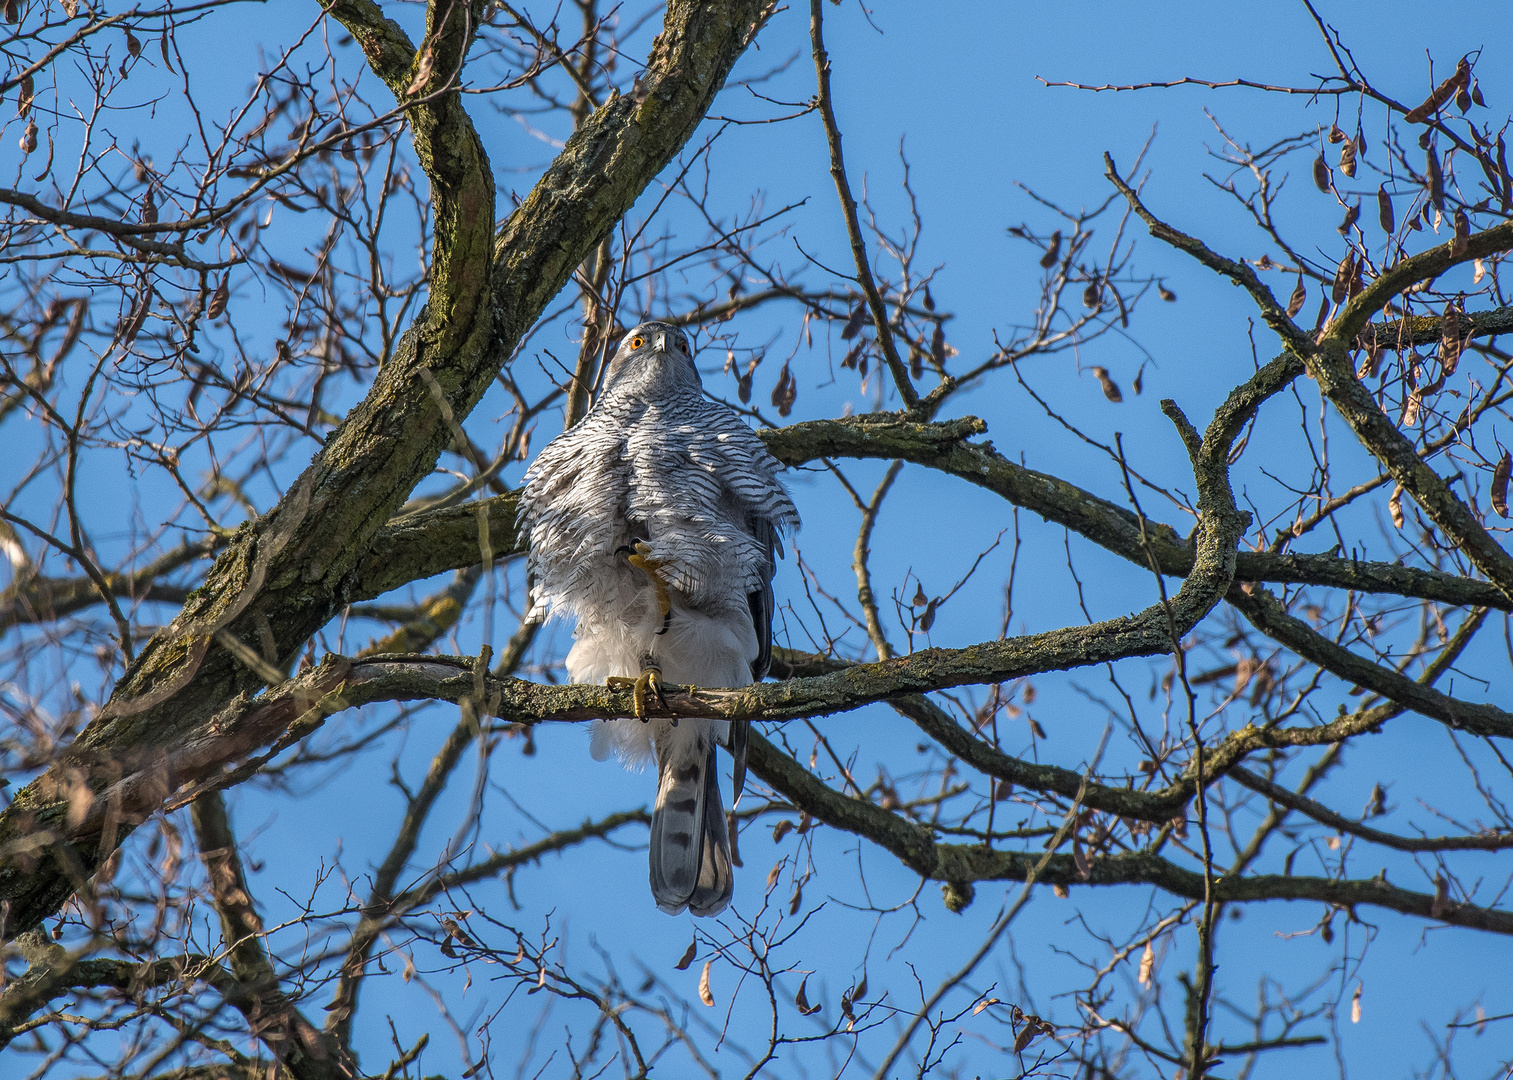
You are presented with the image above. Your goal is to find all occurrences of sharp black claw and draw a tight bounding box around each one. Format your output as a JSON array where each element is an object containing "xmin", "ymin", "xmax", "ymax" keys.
[
  {"xmin": 614, "ymin": 544, "xmax": 634, "ymax": 556},
  {"xmin": 657, "ymin": 610, "xmax": 671, "ymax": 636}
]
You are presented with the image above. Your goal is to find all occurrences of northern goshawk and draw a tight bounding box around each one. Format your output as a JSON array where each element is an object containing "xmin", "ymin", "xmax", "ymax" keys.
[{"xmin": 519, "ymin": 321, "xmax": 800, "ymax": 916}]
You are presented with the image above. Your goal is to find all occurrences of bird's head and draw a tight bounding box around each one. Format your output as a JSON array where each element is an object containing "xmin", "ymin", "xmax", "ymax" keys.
[{"xmin": 602, "ymin": 320, "xmax": 699, "ymax": 396}]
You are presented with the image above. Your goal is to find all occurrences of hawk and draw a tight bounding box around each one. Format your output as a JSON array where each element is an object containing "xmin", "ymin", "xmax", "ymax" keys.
[{"xmin": 519, "ymin": 321, "xmax": 800, "ymax": 916}]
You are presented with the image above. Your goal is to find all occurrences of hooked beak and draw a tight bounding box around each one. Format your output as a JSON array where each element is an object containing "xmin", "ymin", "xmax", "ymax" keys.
[{"xmin": 654, "ymin": 331, "xmax": 669, "ymax": 353}]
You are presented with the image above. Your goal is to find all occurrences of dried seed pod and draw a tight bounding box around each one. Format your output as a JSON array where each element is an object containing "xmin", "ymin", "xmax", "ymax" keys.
[
  {"xmin": 1357, "ymin": 345, "xmax": 1384, "ymax": 380},
  {"xmin": 1427, "ymin": 145, "xmax": 1444, "ymax": 210},
  {"xmin": 674, "ymin": 937, "xmax": 696, "ymax": 970},
  {"xmin": 1440, "ymin": 301, "xmax": 1462, "ymax": 374},
  {"xmin": 840, "ymin": 302, "xmax": 866, "ymax": 339},
  {"xmin": 1038, "ymin": 229, "xmax": 1062, "ymax": 269},
  {"xmin": 1471, "ymin": 80, "xmax": 1486, "ymax": 108},
  {"xmin": 1327, "ymin": 123, "xmax": 1347, "ymax": 144},
  {"xmin": 1451, "ymin": 207, "xmax": 1469, "ymax": 257},
  {"xmin": 1339, "ymin": 138, "xmax": 1357, "ymax": 178},
  {"xmin": 1158, "ymin": 284, "xmax": 1176, "ymax": 302},
  {"xmin": 1082, "ymin": 279, "xmax": 1101, "ymax": 309},
  {"xmin": 206, "ymin": 274, "xmax": 229, "ymax": 319},
  {"xmin": 1404, "ymin": 57, "xmax": 1470, "ymax": 123},
  {"xmin": 1331, "ymin": 251, "xmax": 1356, "ymax": 303},
  {"xmin": 1138, "ymin": 942, "xmax": 1154, "ymax": 986},
  {"xmin": 770, "ymin": 362, "xmax": 796, "ymax": 417},
  {"xmin": 698, "ymin": 959, "xmax": 715, "ymax": 1006},
  {"xmin": 794, "ymin": 974, "xmax": 821, "ymax": 1015},
  {"xmin": 1338, "ymin": 202, "xmax": 1360, "ymax": 235},
  {"xmin": 1312, "ymin": 154, "xmax": 1330, "ymax": 192},
  {"xmin": 2, "ymin": 0, "xmax": 18, "ymax": 23},
  {"xmin": 1491, "ymin": 452, "xmax": 1510, "ymax": 517},
  {"xmin": 1456, "ymin": 81, "xmax": 1472, "ymax": 114},
  {"xmin": 17, "ymin": 73, "xmax": 33, "ymax": 117},
  {"xmin": 1286, "ymin": 275, "xmax": 1306, "ymax": 317},
  {"xmin": 125, "ymin": 28, "xmax": 142, "ymax": 58},
  {"xmin": 141, "ymin": 186, "xmax": 157, "ymax": 225},
  {"xmin": 19, "ymin": 116, "xmax": 36, "ymax": 154},
  {"xmin": 1090, "ymin": 366, "xmax": 1122, "ymax": 402},
  {"xmin": 1377, "ymin": 185, "xmax": 1395, "ymax": 234},
  {"xmin": 918, "ymin": 597, "xmax": 937, "ymax": 632},
  {"xmin": 1389, "ymin": 485, "xmax": 1405, "ymax": 528}
]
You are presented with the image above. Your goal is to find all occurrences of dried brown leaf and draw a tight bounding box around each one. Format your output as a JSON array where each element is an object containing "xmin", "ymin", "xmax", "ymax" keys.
[
  {"xmin": 771, "ymin": 362, "xmax": 796, "ymax": 417},
  {"xmin": 1331, "ymin": 251, "xmax": 1355, "ymax": 304},
  {"xmin": 1431, "ymin": 873, "xmax": 1450, "ymax": 918},
  {"xmin": 841, "ymin": 303, "xmax": 866, "ymax": 339},
  {"xmin": 794, "ymin": 974, "xmax": 821, "ymax": 1015},
  {"xmin": 1405, "ymin": 58, "xmax": 1469, "ymax": 123},
  {"xmin": 1286, "ymin": 275, "xmax": 1307, "ymax": 318},
  {"xmin": 765, "ymin": 860, "xmax": 783, "ymax": 893},
  {"xmin": 918, "ymin": 597, "xmax": 937, "ymax": 633},
  {"xmin": 1090, "ymin": 365, "xmax": 1122, "ymax": 402},
  {"xmin": 1312, "ymin": 154, "xmax": 1330, "ymax": 192},
  {"xmin": 1427, "ymin": 146, "xmax": 1444, "ymax": 210},
  {"xmin": 1491, "ymin": 452, "xmax": 1510, "ymax": 518},
  {"xmin": 1014, "ymin": 1023, "xmax": 1036, "ymax": 1054},
  {"xmin": 1038, "ymin": 229, "xmax": 1062, "ymax": 268},
  {"xmin": 674, "ymin": 937, "xmax": 697, "ymax": 970},
  {"xmin": 789, "ymin": 879, "xmax": 803, "ymax": 915},
  {"xmin": 207, "ymin": 270, "xmax": 229, "ymax": 317},
  {"xmin": 1377, "ymin": 185, "xmax": 1395, "ymax": 233},
  {"xmin": 1072, "ymin": 836, "xmax": 1091, "ymax": 880},
  {"xmin": 1451, "ymin": 208, "xmax": 1470, "ymax": 257},
  {"xmin": 406, "ymin": 44, "xmax": 436, "ymax": 96},
  {"xmin": 1441, "ymin": 301, "xmax": 1462, "ymax": 374},
  {"xmin": 1339, "ymin": 138, "xmax": 1357, "ymax": 178},
  {"xmin": 974, "ymin": 997, "xmax": 1001, "ymax": 1015},
  {"xmin": 698, "ymin": 959, "xmax": 715, "ymax": 1006}
]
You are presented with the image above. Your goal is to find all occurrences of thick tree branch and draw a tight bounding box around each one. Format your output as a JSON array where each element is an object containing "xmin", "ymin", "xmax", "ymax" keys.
[{"xmin": 0, "ymin": 0, "xmax": 775, "ymax": 940}]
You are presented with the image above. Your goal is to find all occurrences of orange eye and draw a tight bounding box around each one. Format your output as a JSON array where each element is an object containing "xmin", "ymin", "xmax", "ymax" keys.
[{"xmin": 631, "ymin": 336, "xmax": 644, "ymax": 349}]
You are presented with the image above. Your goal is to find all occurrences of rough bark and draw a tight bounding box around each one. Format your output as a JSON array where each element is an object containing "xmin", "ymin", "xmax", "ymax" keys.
[{"xmin": 0, "ymin": 0, "xmax": 773, "ymax": 940}]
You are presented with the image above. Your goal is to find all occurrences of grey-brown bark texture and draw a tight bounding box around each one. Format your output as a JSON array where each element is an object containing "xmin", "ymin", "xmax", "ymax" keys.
[
  {"xmin": 0, "ymin": 0, "xmax": 774, "ymax": 938},
  {"xmin": 5, "ymin": 5, "xmax": 1513, "ymax": 1077}
]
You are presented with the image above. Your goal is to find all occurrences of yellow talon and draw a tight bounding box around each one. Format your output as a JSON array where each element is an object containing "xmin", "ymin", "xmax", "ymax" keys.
[
  {"xmin": 607, "ymin": 662, "xmax": 665, "ymax": 720},
  {"xmin": 626, "ymin": 541, "xmax": 673, "ymax": 634}
]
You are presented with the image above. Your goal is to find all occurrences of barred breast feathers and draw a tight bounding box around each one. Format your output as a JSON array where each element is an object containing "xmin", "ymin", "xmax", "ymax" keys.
[{"xmin": 520, "ymin": 385, "xmax": 801, "ymax": 623}]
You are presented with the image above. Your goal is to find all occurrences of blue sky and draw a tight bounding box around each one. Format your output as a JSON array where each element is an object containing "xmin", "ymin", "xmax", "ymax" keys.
[{"xmin": 12, "ymin": 0, "xmax": 1513, "ymax": 1077}]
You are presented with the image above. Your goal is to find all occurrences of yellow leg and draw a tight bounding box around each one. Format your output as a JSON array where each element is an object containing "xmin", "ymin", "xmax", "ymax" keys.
[
  {"xmin": 607, "ymin": 659, "xmax": 665, "ymax": 720},
  {"xmin": 626, "ymin": 542, "xmax": 673, "ymax": 635}
]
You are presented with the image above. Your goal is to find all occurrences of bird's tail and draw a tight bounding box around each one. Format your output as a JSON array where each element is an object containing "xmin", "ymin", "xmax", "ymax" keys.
[{"xmin": 650, "ymin": 720, "xmax": 732, "ymax": 917}]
